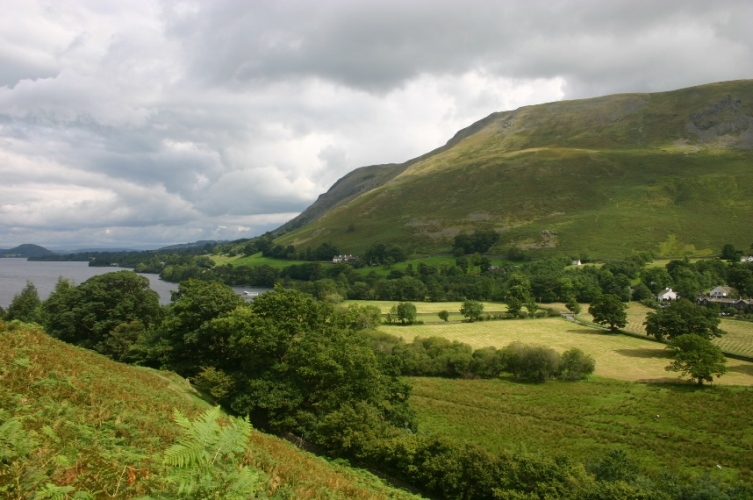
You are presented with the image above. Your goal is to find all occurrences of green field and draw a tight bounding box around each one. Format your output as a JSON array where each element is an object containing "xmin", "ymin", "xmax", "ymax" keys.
[
  {"xmin": 409, "ymin": 377, "xmax": 753, "ymax": 483},
  {"xmin": 580, "ymin": 303, "xmax": 753, "ymax": 359},
  {"xmin": 380, "ymin": 315, "xmax": 753, "ymax": 385},
  {"xmin": 344, "ymin": 299, "xmax": 507, "ymax": 316},
  {"xmin": 214, "ymin": 252, "xmax": 310, "ymax": 269}
]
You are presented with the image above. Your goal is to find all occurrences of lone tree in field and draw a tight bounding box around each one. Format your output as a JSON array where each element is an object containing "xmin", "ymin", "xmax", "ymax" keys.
[
  {"xmin": 389, "ymin": 302, "xmax": 417, "ymax": 325},
  {"xmin": 460, "ymin": 300, "xmax": 484, "ymax": 322},
  {"xmin": 665, "ymin": 334, "xmax": 726, "ymax": 385},
  {"xmin": 588, "ymin": 294, "xmax": 627, "ymax": 332},
  {"xmin": 644, "ymin": 299, "xmax": 723, "ymax": 341},
  {"xmin": 438, "ymin": 310, "xmax": 450, "ymax": 322}
]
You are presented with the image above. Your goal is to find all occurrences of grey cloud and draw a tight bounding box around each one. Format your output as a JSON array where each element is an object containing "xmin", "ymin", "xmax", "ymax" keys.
[
  {"xmin": 167, "ymin": 0, "xmax": 753, "ymax": 97},
  {"xmin": 2, "ymin": 0, "xmax": 753, "ymax": 248}
]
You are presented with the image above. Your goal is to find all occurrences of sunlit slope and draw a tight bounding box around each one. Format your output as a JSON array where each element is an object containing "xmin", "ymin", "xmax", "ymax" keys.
[
  {"xmin": 277, "ymin": 80, "xmax": 753, "ymax": 258},
  {"xmin": 0, "ymin": 322, "xmax": 419, "ymax": 499}
]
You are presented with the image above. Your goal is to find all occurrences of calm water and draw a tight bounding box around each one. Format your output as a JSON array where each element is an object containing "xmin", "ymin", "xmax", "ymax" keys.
[{"xmin": 0, "ymin": 258, "xmax": 267, "ymax": 308}]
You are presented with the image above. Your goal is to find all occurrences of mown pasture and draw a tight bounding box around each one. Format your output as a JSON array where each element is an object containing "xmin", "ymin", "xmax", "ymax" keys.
[
  {"xmin": 408, "ymin": 376, "xmax": 753, "ymax": 484},
  {"xmin": 380, "ymin": 315, "xmax": 753, "ymax": 385},
  {"xmin": 579, "ymin": 302, "xmax": 753, "ymax": 359}
]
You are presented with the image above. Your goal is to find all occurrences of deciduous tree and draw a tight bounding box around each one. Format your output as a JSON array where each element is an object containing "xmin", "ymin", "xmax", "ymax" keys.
[
  {"xmin": 665, "ymin": 334, "xmax": 726, "ymax": 385},
  {"xmin": 644, "ymin": 299, "xmax": 723, "ymax": 341},
  {"xmin": 43, "ymin": 271, "xmax": 162, "ymax": 360},
  {"xmin": 588, "ymin": 294, "xmax": 627, "ymax": 332},
  {"xmin": 460, "ymin": 300, "xmax": 484, "ymax": 322},
  {"xmin": 6, "ymin": 281, "xmax": 41, "ymax": 323}
]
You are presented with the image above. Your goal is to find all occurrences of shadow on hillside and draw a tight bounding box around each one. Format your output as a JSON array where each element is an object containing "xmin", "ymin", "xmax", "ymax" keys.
[
  {"xmin": 614, "ymin": 348, "xmax": 672, "ymax": 359},
  {"xmin": 565, "ymin": 328, "xmax": 611, "ymax": 336},
  {"xmin": 726, "ymin": 364, "xmax": 753, "ymax": 376}
]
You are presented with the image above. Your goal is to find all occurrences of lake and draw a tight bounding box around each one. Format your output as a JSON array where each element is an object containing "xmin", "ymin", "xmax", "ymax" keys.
[{"xmin": 0, "ymin": 258, "xmax": 267, "ymax": 308}]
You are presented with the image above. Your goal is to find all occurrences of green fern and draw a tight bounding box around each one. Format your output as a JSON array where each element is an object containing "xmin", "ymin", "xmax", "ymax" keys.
[{"xmin": 162, "ymin": 406, "xmax": 265, "ymax": 499}]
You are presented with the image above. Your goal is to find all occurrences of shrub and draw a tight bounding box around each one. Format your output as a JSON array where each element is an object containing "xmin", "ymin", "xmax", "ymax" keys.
[
  {"xmin": 502, "ymin": 342, "xmax": 562, "ymax": 382},
  {"xmin": 559, "ymin": 348, "xmax": 596, "ymax": 380}
]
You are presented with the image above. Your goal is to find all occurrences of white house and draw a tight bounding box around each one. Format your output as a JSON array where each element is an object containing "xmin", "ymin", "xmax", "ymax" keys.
[
  {"xmin": 708, "ymin": 286, "xmax": 733, "ymax": 298},
  {"xmin": 657, "ymin": 287, "xmax": 679, "ymax": 301},
  {"xmin": 332, "ymin": 254, "xmax": 358, "ymax": 263}
]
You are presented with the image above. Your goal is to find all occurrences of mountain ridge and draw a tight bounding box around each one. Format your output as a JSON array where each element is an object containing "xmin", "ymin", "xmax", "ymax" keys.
[{"xmin": 274, "ymin": 80, "xmax": 753, "ymax": 259}]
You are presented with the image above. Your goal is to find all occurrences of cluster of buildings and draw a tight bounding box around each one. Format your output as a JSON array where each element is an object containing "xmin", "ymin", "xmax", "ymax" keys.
[{"xmin": 657, "ymin": 285, "xmax": 753, "ymax": 313}]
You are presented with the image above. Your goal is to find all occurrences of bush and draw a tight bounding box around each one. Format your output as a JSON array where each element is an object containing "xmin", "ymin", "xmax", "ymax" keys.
[
  {"xmin": 502, "ymin": 342, "xmax": 562, "ymax": 382},
  {"xmin": 559, "ymin": 348, "xmax": 596, "ymax": 381}
]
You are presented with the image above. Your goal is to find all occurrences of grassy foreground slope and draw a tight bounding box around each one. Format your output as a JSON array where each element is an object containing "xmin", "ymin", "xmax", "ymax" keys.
[
  {"xmin": 409, "ymin": 377, "xmax": 753, "ymax": 485},
  {"xmin": 0, "ymin": 322, "xmax": 419, "ymax": 499},
  {"xmin": 277, "ymin": 80, "xmax": 753, "ymax": 258}
]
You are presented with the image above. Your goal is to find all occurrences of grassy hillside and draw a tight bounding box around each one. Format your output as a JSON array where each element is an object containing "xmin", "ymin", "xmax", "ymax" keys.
[
  {"xmin": 409, "ymin": 377, "xmax": 753, "ymax": 484},
  {"xmin": 276, "ymin": 80, "xmax": 753, "ymax": 259},
  {"xmin": 0, "ymin": 321, "xmax": 420, "ymax": 499}
]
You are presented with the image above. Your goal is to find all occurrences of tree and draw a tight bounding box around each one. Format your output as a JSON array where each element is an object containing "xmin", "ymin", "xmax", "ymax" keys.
[
  {"xmin": 524, "ymin": 298, "xmax": 538, "ymax": 318},
  {"xmin": 665, "ymin": 334, "xmax": 726, "ymax": 385},
  {"xmin": 721, "ymin": 243, "xmax": 742, "ymax": 262},
  {"xmin": 6, "ymin": 281, "xmax": 42, "ymax": 323},
  {"xmin": 215, "ymin": 287, "xmax": 413, "ymax": 433},
  {"xmin": 588, "ymin": 294, "xmax": 627, "ymax": 332},
  {"xmin": 631, "ymin": 282, "xmax": 653, "ymax": 302},
  {"xmin": 389, "ymin": 302, "xmax": 417, "ymax": 325},
  {"xmin": 460, "ymin": 300, "xmax": 484, "ymax": 322},
  {"xmin": 43, "ymin": 271, "xmax": 162, "ymax": 360},
  {"xmin": 438, "ymin": 310, "xmax": 450, "ymax": 322},
  {"xmin": 565, "ymin": 297, "xmax": 581, "ymax": 315},
  {"xmin": 644, "ymin": 299, "xmax": 723, "ymax": 341}
]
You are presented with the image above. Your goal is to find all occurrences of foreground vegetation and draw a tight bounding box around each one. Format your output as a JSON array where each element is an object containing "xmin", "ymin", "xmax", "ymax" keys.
[{"xmin": 0, "ymin": 321, "xmax": 416, "ymax": 498}]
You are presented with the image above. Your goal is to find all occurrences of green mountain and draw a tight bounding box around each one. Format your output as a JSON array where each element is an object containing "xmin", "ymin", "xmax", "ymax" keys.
[
  {"xmin": 276, "ymin": 80, "xmax": 753, "ymax": 259},
  {"xmin": 0, "ymin": 244, "xmax": 54, "ymax": 258}
]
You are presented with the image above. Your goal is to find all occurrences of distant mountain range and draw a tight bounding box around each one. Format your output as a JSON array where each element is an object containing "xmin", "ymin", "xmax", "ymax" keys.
[{"xmin": 274, "ymin": 80, "xmax": 753, "ymax": 259}]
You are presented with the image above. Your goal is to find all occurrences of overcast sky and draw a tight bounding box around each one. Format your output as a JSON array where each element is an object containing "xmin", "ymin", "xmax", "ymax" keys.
[{"xmin": 2, "ymin": 0, "xmax": 752, "ymax": 249}]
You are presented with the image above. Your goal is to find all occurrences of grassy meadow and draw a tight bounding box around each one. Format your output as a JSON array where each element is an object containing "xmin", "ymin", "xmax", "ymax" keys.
[
  {"xmin": 579, "ymin": 302, "xmax": 753, "ymax": 359},
  {"xmin": 409, "ymin": 377, "xmax": 753, "ymax": 484},
  {"xmin": 380, "ymin": 314, "xmax": 753, "ymax": 385},
  {"xmin": 374, "ymin": 306, "xmax": 753, "ymax": 484},
  {"xmin": 0, "ymin": 322, "xmax": 419, "ymax": 499}
]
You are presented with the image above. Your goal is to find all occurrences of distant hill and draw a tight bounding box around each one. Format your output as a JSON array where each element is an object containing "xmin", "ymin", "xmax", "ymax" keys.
[
  {"xmin": 0, "ymin": 243, "xmax": 55, "ymax": 258},
  {"xmin": 159, "ymin": 240, "xmax": 220, "ymax": 251},
  {"xmin": 275, "ymin": 80, "xmax": 753, "ymax": 259}
]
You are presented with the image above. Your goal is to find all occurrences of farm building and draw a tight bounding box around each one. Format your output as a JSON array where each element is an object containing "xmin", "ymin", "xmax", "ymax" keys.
[
  {"xmin": 657, "ymin": 287, "xmax": 679, "ymax": 302},
  {"xmin": 332, "ymin": 254, "xmax": 359, "ymax": 263},
  {"xmin": 708, "ymin": 286, "xmax": 734, "ymax": 298}
]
